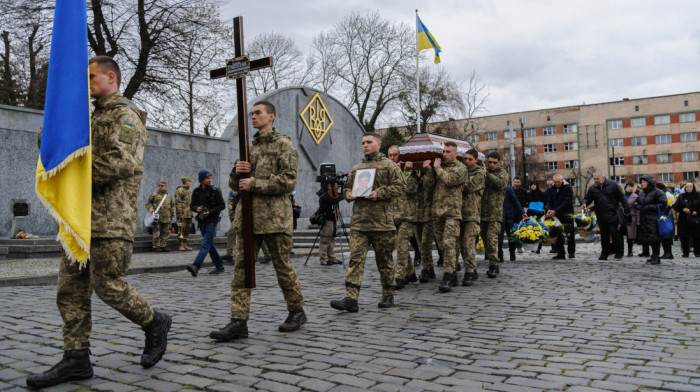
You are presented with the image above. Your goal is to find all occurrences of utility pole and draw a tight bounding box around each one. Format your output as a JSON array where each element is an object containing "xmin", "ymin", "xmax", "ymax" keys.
[
  {"xmin": 519, "ymin": 115, "xmax": 527, "ymax": 184},
  {"xmin": 507, "ymin": 120, "xmax": 516, "ymax": 180}
]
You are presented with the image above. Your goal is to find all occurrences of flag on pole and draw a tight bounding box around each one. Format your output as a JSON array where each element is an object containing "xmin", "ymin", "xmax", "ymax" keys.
[
  {"xmin": 417, "ymin": 15, "xmax": 442, "ymax": 64},
  {"xmin": 35, "ymin": 0, "xmax": 92, "ymax": 264}
]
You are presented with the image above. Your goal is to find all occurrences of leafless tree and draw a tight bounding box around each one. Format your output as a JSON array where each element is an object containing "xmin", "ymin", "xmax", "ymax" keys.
[
  {"xmin": 246, "ymin": 32, "xmax": 311, "ymax": 96},
  {"xmin": 311, "ymin": 11, "xmax": 414, "ymax": 132}
]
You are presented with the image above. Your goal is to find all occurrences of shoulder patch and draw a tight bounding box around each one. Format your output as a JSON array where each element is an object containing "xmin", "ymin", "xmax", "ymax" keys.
[{"xmin": 119, "ymin": 124, "xmax": 133, "ymax": 144}]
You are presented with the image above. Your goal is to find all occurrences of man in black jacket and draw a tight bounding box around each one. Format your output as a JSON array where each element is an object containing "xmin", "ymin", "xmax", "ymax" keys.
[
  {"xmin": 582, "ymin": 172, "xmax": 630, "ymax": 260},
  {"xmin": 546, "ymin": 174, "xmax": 575, "ymax": 259},
  {"xmin": 186, "ymin": 169, "xmax": 226, "ymax": 276}
]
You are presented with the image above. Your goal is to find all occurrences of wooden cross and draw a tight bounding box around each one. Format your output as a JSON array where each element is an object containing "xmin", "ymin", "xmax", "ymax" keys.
[{"xmin": 210, "ymin": 16, "xmax": 273, "ymax": 289}]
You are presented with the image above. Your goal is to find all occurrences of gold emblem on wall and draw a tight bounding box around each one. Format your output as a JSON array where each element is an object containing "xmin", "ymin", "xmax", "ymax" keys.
[{"xmin": 300, "ymin": 93, "xmax": 333, "ymax": 145}]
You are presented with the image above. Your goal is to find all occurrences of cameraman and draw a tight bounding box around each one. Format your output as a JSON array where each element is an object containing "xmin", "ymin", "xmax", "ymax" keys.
[
  {"xmin": 186, "ymin": 169, "xmax": 226, "ymax": 276},
  {"xmin": 316, "ymin": 183, "xmax": 343, "ymax": 266}
]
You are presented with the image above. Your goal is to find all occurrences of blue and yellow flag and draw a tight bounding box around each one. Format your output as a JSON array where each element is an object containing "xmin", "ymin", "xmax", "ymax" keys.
[
  {"xmin": 417, "ymin": 15, "xmax": 442, "ymax": 64},
  {"xmin": 35, "ymin": 0, "xmax": 92, "ymax": 264}
]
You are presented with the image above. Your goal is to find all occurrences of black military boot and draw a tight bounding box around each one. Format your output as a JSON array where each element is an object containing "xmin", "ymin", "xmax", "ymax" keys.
[
  {"xmin": 406, "ymin": 273, "xmax": 418, "ymax": 283},
  {"xmin": 210, "ymin": 319, "xmax": 248, "ymax": 341},
  {"xmin": 378, "ymin": 295, "xmax": 394, "ymax": 308},
  {"xmin": 278, "ymin": 309, "xmax": 307, "ymax": 332},
  {"xmin": 394, "ymin": 277, "xmax": 405, "ymax": 290},
  {"xmin": 438, "ymin": 273, "xmax": 454, "ymax": 293},
  {"xmin": 487, "ymin": 265, "xmax": 498, "ymax": 279},
  {"xmin": 26, "ymin": 349, "xmax": 93, "ymax": 389},
  {"xmin": 462, "ymin": 271, "xmax": 475, "ymax": 286},
  {"xmin": 140, "ymin": 310, "xmax": 172, "ymax": 368},
  {"xmin": 450, "ymin": 273, "xmax": 458, "ymax": 286},
  {"xmin": 419, "ymin": 268, "xmax": 435, "ymax": 283},
  {"xmin": 330, "ymin": 297, "xmax": 359, "ymax": 313}
]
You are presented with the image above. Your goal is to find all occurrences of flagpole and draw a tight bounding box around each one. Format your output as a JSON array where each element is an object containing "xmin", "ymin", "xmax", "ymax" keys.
[{"xmin": 415, "ymin": 9, "xmax": 421, "ymax": 134}]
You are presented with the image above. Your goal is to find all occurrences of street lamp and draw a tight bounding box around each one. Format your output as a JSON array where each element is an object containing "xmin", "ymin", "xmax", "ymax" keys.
[
  {"xmin": 519, "ymin": 115, "xmax": 527, "ymax": 184},
  {"xmin": 507, "ymin": 120, "xmax": 516, "ymax": 180}
]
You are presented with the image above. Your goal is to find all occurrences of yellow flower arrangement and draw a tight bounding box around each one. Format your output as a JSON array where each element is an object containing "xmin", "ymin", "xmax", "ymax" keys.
[{"xmin": 476, "ymin": 236, "xmax": 485, "ymax": 251}]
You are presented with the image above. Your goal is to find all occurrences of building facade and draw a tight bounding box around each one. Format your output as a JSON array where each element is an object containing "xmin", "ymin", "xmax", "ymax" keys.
[{"xmin": 411, "ymin": 92, "xmax": 700, "ymax": 201}]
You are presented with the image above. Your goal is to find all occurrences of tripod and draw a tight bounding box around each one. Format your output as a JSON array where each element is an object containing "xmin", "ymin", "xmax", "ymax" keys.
[{"xmin": 304, "ymin": 205, "xmax": 351, "ymax": 267}]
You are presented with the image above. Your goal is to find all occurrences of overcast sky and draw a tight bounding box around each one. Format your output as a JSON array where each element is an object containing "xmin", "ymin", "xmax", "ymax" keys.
[{"xmin": 221, "ymin": 0, "xmax": 700, "ymax": 118}]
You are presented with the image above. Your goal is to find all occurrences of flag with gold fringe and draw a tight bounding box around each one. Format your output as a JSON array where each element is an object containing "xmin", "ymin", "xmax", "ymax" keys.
[
  {"xmin": 417, "ymin": 15, "xmax": 442, "ymax": 64},
  {"xmin": 35, "ymin": 0, "xmax": 92, "ymax": 264}
]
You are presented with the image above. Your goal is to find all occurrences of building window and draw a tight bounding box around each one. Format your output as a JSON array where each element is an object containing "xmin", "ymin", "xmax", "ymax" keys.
[
  {"xmin": 657, "ymin": 153, "xmax": 672, "ymax": 164},
  {"xmin": 635, "ymin": 105, "xmax": 639, "ymax": 112},
  {"xmin": 466, "ymin": 133, "xmax": 479, "ymax": 143},
  {"xmin": 609, "ymin": 157, "xmax": 625, "ymax": 166},
  {"xmin": 503, "ymin": 130, "xmax": 516, "ymax": 139},
  {"xmin": 524, "ymin": 146, "xmax": 536, "ymax": 156},
  {"xmin": 607, "ymin": 120, "xmax": 623, "ymax": 129},
  {"xmin": 679, "ymin": 112, "xmax": 696, "ymax": 123},
  {"xmin": 684, "ymin": 100, "xmax": 689, "ymax": 107},
  {"xmin": 608, "ymin": 138, "xmax": 624, "ymax": 147},
  {"xmin": 630, "ymin": 117, "xmax": 645, "ymax": 127},
  {"xmin": 543, "ymin": 126, "xmax": 556, "ymax": 136},
  {"xmin": 612, "ymin": 175, "xmax": 626, "ymax": 185},
  {"xmin": 564, "ymin": 160, "xmax": 579, "ymax": 169},
  {"xmin": 545, "ymin": 161, "xmax": 558, "ymax": 170},
  {"xmin": 567, "ymin": 178, "xmax": 578, "ymax": 187},
  {"xmin": 654, "ymin": 115, "xmax": 671, "ymax": 125},
  {"xmin": 632, "ymin": 155, "xmax": 648, "ymax": 165},
  {"xmin": 563, "ymin": 124, "xmax": 578, "ymax": 134},
  {"xmin": 683, "ymin": 171, "xmax": 699, "ymax": 181},
  {"xmin": 682, "ymin": 151, "xmax": 698, "ymax": 162},
  {"xmin": 655, "ymin": 134, "xmax": 671, "ymax": 144},
  {"xmin": 680, "ymin": 132, "xmax": 697, "ymax": 142},
  {"xmin": 631, "ymin": 136, "xmax": 647, "ymax": 146},
  {"xmin": 563, "ymin": 142, "xmax": 578, "ymax": 151},
  {"xmin": 544, "ymin": 144, "xmax": 557, "ymax": 153},
  {"xmin": 658, "ymin": 173, "xmax": 674, "ymax": 183},
  {"xmin": 523, "ymin": 128, "xmax": 536, "ymax": 137},
  {"xmin": 485, "ymin": 132, "xmax": 498, "ymax": 141}
]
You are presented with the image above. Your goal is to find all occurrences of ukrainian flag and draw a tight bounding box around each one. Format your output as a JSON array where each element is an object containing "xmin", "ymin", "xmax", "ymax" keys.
[
  {"xmin": 35, "ymin": 0, "xmax": 92, "ymax": 264},
  {"xmin": 417, "ymin": 15, "xmax": 442, "ymax": 64}
]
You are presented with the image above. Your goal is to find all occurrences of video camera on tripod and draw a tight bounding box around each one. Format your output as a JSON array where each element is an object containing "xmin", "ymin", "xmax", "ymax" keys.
[{"xmin": 315, "ymin": 163, "xmax": 348, "ymax": 190}]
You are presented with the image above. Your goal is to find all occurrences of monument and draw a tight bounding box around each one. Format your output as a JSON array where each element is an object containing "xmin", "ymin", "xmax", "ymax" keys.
[{"xmin": 221, "ymin": 87, "xmax": 366, "ymax": 228}]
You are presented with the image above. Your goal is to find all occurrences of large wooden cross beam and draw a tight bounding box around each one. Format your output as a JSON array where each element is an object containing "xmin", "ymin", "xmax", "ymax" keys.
[{"xmin": 210, "ymin": 16, "xmax": 273, "ymax": 289}]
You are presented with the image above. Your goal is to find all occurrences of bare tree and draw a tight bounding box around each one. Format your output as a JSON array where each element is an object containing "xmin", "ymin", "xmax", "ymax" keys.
[
  {"xmin": 311, "ymin": 11, "xmax": 414, "ymax": 132},
  {"xmin": 308, "ymin": 31, "xmax": 339, "ymax": 93},
  {"xmin": 246, "ymin": 32, "xmax": 310, "ymax": 96},
  {"xmin": 398, "ymin": 66, "xmax": 465, "ymax": 133}
]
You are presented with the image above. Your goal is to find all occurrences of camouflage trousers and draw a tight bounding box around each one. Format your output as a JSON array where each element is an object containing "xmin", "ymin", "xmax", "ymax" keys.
[
  {"xmin": 416, "ymin": 221, "xmax": 434, "ymax": 271},
  {"xmin": 179, "ymin": 218, "xmax": 192, "ymax": 245},
  {"xmin": 480, "ymin": 221, "xmax": 502, "ymax": 266},
  {"xmin": 318, "ymin": 220, "xmax": 336, "ymax": 263},
  {"xmin": 433, "ymin": 217, "xmax": 461, "ymax": 274},
  {"xmin": 230, "ymin": 232, "xmax": 304, "ymax": 320},
  {"xmin": 57, "ymin": 239, "xmax": 154, "ymax": 351},
  {"xmin": 459, "ymin": 221, "xmax": 480, "ymax": 273},
  {"xmin": 395, "ymin": 222, "xmax": 416, "ymax": 279},
  {"xmin": 152, "ymin": 221, "xmax": 170, "ymax": 248},
  {"xmin": 226, "ymin": 219, "xmax": 237, "ymax": 256},
  {"xmin": 345, "ymin": 230, "xmax": 395, "ymax": 299}
]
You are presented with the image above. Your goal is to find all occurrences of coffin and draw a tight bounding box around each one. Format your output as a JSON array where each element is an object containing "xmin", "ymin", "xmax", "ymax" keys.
[{"xmin": 398, "ymin": 132, "xmax": 476, "ymax": 163}]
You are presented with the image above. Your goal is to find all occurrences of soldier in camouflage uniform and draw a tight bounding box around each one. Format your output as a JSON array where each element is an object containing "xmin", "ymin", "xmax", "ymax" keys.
[
  {"xmin": 429, "ymin": 141, "xmax": 468, "ymax": 292},
  {"xmin": 222, "ymin": 190, "xmax": 239, "ymax": 263},
  {"xmin": 210, "ymin": 101, "xmax": 306, "ymax": 341},
  {"xmin": 459, "ymin": 149, "xmax": 485, "ymax": 286},
  {"xmin": 480, "ymin": 151, "xmax": 509, "ymax": 279},
  {"xmin": 175, "ymin": 177, "xmax": 193, "ymax": 251},
  {"xmin": 388, "ymin": 146, "xmax": 417, "ymax": 287},
  {"xmin": 27, "ymin": 56, "xmax": 171, "ymax": 390},
  {"xmin": 146, "ymin": 181, "xmax": 173, "ymax": 251},
  {"xmin": 330, "ymin": 133, "xmax": 406, "ymax": 312}
]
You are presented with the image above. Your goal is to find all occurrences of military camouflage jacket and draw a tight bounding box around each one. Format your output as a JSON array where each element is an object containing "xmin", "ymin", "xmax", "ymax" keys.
[
  {"xmin": 389, "ymin": 161, "xmax": 404, "ymax": 225},
  {"xmin": 399, "ymin": 170, "xmax": 420, "ymax": 222},
  {"xmin": 461, "ymin": 164, "xmax": 485, "ymax": 223},
  {"xmin": 91, "ymin": 92, "xmax": 148, "ymax": 242},
  {"xmin": 146, "ymin": 190, "xmax": 174, "ymax": 223},
  {"xmin": 416, "ymin": 170, "xmax": 435, "ymax": 223},
  {"xmin": 343, "ymin": 152, "xmax": 405, "ymax": 231},
  {"xmin": 431, "ymin": 160, "xmax": 468, "ymax": 219},
  {"xmin": 229, "ymin": 129, "xmax": 298, "ymax": 235},
  {"xmin": 174, "ymin": 185, "xmax": 193, "ymax": 218},
  {"xmin": 480, "ymin": 165, "xmax": 509, "ymax": 222}
]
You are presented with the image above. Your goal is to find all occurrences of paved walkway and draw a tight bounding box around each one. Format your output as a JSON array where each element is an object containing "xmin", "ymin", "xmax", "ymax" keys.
[{"xmin": 1, "ymin": 241, "xmax": 700, "ymax": 391}]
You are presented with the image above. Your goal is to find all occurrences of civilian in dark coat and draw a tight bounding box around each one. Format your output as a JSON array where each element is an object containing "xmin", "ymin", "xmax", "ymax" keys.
[
  {"xmin": 581, "ymin": 173, "xmax": 630, "ymax": 260},
  {"xmin": 633, "ymin": 174, "xmax": 667, "ymax": 264},
  {"xmin": 499, "ymin": 185, "xmax": 528, "ymax": 262},
  {"xmin": 623, "ymin": 183, "xmax": 640, "ymax": 257},
  {"xmin": 546, "ymin": 175, "xmax": 575, "ymax": 259},
  {"xmin": 673, "ymin": 182, "xmax": 700, "ymax": 257},
  {"xmin": 656, "ymin": 183, "xmax": 676, "ymax": 259}
]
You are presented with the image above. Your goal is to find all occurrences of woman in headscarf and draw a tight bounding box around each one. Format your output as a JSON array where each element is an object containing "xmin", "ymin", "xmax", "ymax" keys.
[
  {"xmin": 623, "ymin": 182, "xmax": 639, "ymax": 257},
  {"xmin": 673, "ymin": 182, "xmax": 700, "ymax": 257},
  {"xmin": 633, "ymin": 174, "xmax": 667, "ymax": 264}
]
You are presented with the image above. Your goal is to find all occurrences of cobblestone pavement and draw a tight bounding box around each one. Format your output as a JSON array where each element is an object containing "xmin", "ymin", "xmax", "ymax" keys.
[{"xmin": 1, "ymin": 240, "xmax": 700, "ymax": 391}]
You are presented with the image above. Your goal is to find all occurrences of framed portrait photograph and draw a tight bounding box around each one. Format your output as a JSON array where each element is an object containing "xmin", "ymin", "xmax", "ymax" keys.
[{"xmin": 352, "ymin": 168, "xmax": 376, "ymax": 198}]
